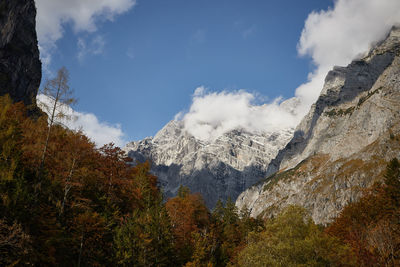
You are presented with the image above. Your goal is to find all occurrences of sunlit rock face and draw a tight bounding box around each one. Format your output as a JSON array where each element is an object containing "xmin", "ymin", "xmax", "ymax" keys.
[
  {"xmin": 236, "ymin": 27, "xmax": 400, "ymax": 224},
  {"xmin": 0, "ymin": 0, "xmax": 41, "ymax": 106},
  {"xmin": 124, "ymin": 119, "xmax": 295, "ymax": 208}
]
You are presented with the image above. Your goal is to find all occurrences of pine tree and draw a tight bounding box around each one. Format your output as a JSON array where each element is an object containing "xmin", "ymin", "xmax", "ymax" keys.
[
  {"xmin": 212, "ymin": 199, "xmax": 224, "ymax": 221},
  {"xmin": 223, "ymin": 197, "xmax": 239, "ymax": 225},
  {"xmin": 384, "ymin": 158, "xmax": 400, "ymax": 205},
  {"xmin": 114, "ymin": 196, "xmax": 175, "ymax": 266}
]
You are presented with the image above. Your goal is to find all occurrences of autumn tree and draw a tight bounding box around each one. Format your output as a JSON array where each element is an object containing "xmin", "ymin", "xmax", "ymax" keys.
[
  {"xmin": 327, "ymin": 158, "xmax": 400, "ymax": 266},
  {"xmin": 58, "ymin": 131, "xmax": 95, "ymax": 216},
  {"xmin": 114, "ymin": 187, "xmax": 175, "ymax": 266},
  {"xmin": 237, "ymin": 205, "xmax": 355, "ymax": 267},
  {"xmin": 166, "ymin": 186, "xmax": 210, "ymax": 264},
  {"xmin": 238, "ymin": 204, "xmax": 264, "ymax": 239},
  {"xmin": 0, "ymin": 96, "xmax": 23, "ymax": 183},
  {"xmin": 98, "ymin": 143, "xmax": 131, "ymax": 201},
  {"xmin": 0, "ymin": 219, "xmax": 33, "ymax": 266},
  {"xmin": 185, "ymin": 226, "xmax": 221, "ymax": 267},
  {"xmin": 38, "ymin": 67, "xmax": 76, "ymax": 174},
  {"xmin": 0, "ymin": 89, "xmax": 179, "ymax": 266},
  {"xmin": 0, "ymin": 96, "xmax": 26, "ymax": 217},
  {"xmin": 211, "ymin": 197, "xmax": 245, "ymax": 265},
  {"xmin": 73, "ymin": 211, "xmax": 107, "ymax": 267}
]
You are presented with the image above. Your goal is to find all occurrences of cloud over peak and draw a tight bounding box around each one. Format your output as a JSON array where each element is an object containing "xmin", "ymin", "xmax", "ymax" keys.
[
  {"xmin": 295, "ymin": 0, "xmax": 400, "ymax": 105},
  {"xmin": 181, "ymin": 87, "xmax": 300, "ymax": 141},
  {"xmin": 180, "ymin": 0, "xmax": 400, "ymax": 142}
]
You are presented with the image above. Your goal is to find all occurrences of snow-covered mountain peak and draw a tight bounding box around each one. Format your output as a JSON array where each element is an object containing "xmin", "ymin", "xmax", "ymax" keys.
[{"xmin": 124, "ymin": 118, "xmax": 295, "ymax": 207}]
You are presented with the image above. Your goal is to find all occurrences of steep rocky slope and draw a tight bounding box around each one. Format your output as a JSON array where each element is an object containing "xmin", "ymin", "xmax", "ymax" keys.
[
  {"xmin": 236, "ymin": 27, "xmax": 400, "ymax": 224},
  {"xmin": 0, "ymin": 0, "xmax": 41, "ymax": 106},
  {"xmin": 124, "ymin": 120, "xmax": 294, "ymax": 208}
]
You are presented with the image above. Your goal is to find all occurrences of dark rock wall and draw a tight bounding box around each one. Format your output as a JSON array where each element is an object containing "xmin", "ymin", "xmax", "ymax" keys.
[{"xmin": 0, "ymin": 0, "xmax": 41, "ymax": 106}]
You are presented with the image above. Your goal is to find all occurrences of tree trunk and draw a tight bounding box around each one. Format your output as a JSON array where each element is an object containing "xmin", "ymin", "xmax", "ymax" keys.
[
  {"xmin": 60, "ymin": 157, "xmax": 76, "ymax": 216},
  {"xmin": 78, "ymin": 231, "xmax": 84, "ymax": 267},
  {"xmin": 38, "ymin": 76, "xmax": 62, "ymax": 178}
]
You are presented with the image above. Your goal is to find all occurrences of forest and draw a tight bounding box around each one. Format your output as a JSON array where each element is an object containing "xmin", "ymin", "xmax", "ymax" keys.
[{"xmin": 0, "ymin": 70, "xmax": 399, "ymax": 267}]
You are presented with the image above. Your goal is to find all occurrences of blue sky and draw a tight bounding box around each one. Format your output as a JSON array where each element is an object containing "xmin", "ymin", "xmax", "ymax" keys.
[{"xmin": 34, "ymin": 0, "xmax": 400, "ymax": 146}]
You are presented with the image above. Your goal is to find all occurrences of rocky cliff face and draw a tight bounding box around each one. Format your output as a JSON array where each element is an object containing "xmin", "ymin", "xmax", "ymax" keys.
[
  {"xmin": 124, "ymin": 120, "xmax": 294, "ymax": 208},
  {"xmin": 0, "ymin": 0, "xmax": 41, "ymax": 106},
  {"xmin": 236, "ymin": 27, "xmax": 400, "ymax": 224}
]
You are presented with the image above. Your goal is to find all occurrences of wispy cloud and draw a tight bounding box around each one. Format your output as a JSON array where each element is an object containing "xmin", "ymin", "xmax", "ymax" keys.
[
  {"xmin": 191, "ymin": 29, "xmax": 207, "ymax": 44},
  {"xmin": 186, "ymin": 29, "xmax": 207, "ymax": 59},
  {"xmin": 126, "ymin": 47, "xmax": 135, "ymax": 60},
  {"xmin": 234, "ymin": 21, "xmax": 257, "ymax": 39},
  {"xmin": 242, "ymin": 24, "xmax": 257, "ymax": 39},
  {"xmin": 77, "ymin": 35, "xmax": 106, "ymax": 61},
  {"xmin": 35, "ymin": 0, "xmax": 136, "ymax": 68}
]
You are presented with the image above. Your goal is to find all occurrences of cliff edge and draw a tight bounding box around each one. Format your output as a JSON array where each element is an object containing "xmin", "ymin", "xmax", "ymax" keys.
[{"xmin": 0, "ymin": 0, "xmax": 41, "ymax": 106}]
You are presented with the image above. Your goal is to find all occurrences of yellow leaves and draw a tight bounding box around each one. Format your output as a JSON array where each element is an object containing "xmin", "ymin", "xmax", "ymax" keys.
[
  {"xmin": 0, "ymin": 96, "xmax": 25, "ymax": 184},
  {"xmin": 237, "ymin": 205, "xmax": 355, "ymax": 267},
  {"xmin": 139, "ymin": 232, "xmax": 153, "ymax": 245}
]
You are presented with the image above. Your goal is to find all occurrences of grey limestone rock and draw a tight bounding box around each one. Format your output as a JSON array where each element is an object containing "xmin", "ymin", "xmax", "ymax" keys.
[
  {"xmin": 236, "ymin": 27, "xmax": 400, "ymax": 224},
  {"xmin": 124, "ymin": 120, "xmax": 294, "ymax": 208}
]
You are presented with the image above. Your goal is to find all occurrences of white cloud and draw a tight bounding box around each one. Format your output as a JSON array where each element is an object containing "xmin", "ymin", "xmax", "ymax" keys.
[
  {"xmin": 37, "ymin": 94, "xmax": 127, "ymax": 148},
  {"xmin": 180, "ymin": 0, "xmax": 400, "ymax": 142},
  {"xmin": 33, "ymin": 0, "xmax": 135, "ymax": 145},
  {"xmin": 35, "ymin": 0, "xmax": 135, "ymax": 65},
  {"xmin": 295, "ymin": 0, "xmax": 400, "ymax": 106},
  {"xmin": 181, "ymin": 87, "xmax": 300, "ymax": 141},
  {"xmin": 174, "ymin": 111, "xmax": 184, "ymax": 121},
  {"xmin": 193, "ymin": 86, "xmax": 206, "ymax": 97}
]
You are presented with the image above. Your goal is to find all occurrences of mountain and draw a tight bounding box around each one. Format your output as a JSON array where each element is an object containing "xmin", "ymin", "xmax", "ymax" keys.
[
  {"xmin": 0, "ymin": 0, "xmax": 41, "ymax": 106},
  {"xmin": 236, "ymin": 26, "xmax": 400, "ymax": 224},
  {"xmin": 124, "ymin": 118, "xmax": 295, "ymax": 208}
]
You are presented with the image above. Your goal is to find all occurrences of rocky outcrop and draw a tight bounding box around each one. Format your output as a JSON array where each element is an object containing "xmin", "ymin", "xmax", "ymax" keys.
[
  {"xmin": 124, "ymin": 120, "xmax": 294, "ymax": 208},
  {"xmin": 0, "ymin": 0, "xmax": 41, "ymax": 106},
  {"xmin": 236, "ymin": 27, "xmax": 400, "ymax": 224}
]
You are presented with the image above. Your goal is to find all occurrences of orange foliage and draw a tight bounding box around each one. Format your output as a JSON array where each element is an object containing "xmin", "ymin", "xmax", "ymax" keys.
[
  {"xmin": 166, "ymin": 187, "xmax": 210, "ymax": 262},
  {"xmin": 327, "ymin": 159, "xmax": 400, "ymax": 266}
]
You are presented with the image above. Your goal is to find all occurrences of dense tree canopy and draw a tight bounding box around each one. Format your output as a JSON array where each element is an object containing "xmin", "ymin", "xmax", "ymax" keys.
[
  {"xmin": 237, "ymin": 205, "xmax": 355, "ymax": 267},
  {"xmin": 0, "ymin": 94, "xmax": 399, "ymax": 266},
  {"xmin": 327, "ymin": 158, "xmax": 400, "ymax": 267}
]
